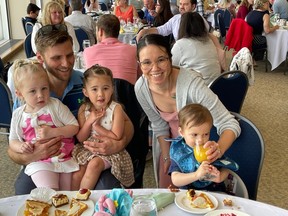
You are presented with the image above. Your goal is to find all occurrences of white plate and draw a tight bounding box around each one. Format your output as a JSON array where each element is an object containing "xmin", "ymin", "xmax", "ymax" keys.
[
  {"xmin": 204, "ymin": 209, "xmax": 250, "ymax": 216},
  {"xmin": 174, "ymin": 191, "xmax": 218, "ymax": 214},
  {"xmin": 17, "ymin": 191, "xmax": 94, "ymax": 216}
]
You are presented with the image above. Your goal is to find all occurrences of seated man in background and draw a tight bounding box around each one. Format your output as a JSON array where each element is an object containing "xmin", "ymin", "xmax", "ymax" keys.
[
  {"xmin": 7, "ymin": 26, "xmax": 134, "ymax": 194},
  {"xmin": 65, "ymin": 0, "xmax": 96, "ymax": 45},
  {"xmin": 272, "ymin": 0, "xmax": 288, "ymax": 19},
  {"xmin": 83, "ymin": 14, "xmax": 140, "ymax": 85},
  {"xmin": 141, "ymin": 0, "xmax": 157, "ymax": 24},
  {"xmin": 24, "ymin": 3, "xmax": 41, "ymax": 25}
]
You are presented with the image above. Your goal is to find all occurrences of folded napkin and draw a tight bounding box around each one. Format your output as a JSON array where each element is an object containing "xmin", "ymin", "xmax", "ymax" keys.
[{"xmin": 134, "ymin": 192, "xmax": 175, "ymax": 211}]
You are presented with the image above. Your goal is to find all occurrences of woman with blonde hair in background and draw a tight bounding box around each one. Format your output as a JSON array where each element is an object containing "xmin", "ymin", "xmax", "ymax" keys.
[
  {"xmin": 114, "ymin": 0, "xmax": 138, "ymax": 23},
  {"xmin": 31, "ymin": 1, "xmax": 79, "ymax": 53}
]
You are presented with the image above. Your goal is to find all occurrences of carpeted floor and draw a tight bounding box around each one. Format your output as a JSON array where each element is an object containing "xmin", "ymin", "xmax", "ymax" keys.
[{"xmin": 1, "ymin": 55, "xmax": 288, "ymax": 210}]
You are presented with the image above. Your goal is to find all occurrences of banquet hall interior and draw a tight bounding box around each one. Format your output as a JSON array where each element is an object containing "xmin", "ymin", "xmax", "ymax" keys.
[{"xmin": 0, "ymin": 0, "xmax": 288, "ymax": 212}]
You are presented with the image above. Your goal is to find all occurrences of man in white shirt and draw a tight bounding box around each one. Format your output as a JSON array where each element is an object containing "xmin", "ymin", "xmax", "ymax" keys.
[
  {"xmin": 65, "ymin": 0, "xmax": 96, "ymax": 44},
  {"xmin": 136, "ymin": 0, "xmax": 200, "ymax": 41}
]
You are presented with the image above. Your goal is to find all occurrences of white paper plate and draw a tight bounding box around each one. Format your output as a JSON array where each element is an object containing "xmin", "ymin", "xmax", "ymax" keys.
[
  {"xmin": 204, "ymin": 209, "xmax": 250, "ymax": 216},
  {"xmin": 174, "ymin": 191, "xmax": 218, "ymax": 214},
  {"xmin": 17, "ymin": 191, "xmax": 94, "ymax": 216}
]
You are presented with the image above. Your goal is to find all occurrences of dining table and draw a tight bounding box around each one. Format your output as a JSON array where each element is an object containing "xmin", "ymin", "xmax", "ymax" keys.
[
  {"xmin": 265, "ymin": 27, "xmax": 288, "ymax": 71},
  {"xmin": 0, "ymin": 188, "xmax": 288, "ymax": 215}
]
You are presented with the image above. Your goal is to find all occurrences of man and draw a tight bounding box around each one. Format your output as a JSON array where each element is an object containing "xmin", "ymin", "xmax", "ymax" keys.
[
  {"xmin": 272, "ymin": 0, "xmax": 288, "ymax": 19},
  {"xmin": 24, "ymin": 3, "xmax": 41, "ymax": 24},
  {"xmin": 7, "ymin": 26, "xmax": 133, "ymax": 194},
  {"xmin": 137, "ymin": 0, "xmax": 200, "ymax": 41},
  {"xmin": 142, "ymin": 0, "xmax": 157, "ymax": 24},
  {"xmin": 83, "ymin": 14, "xmax": 140, "ymax": 85},
  {"xmin": 65, "ymin": 0, "xmax": 96, "ymax": 44}
]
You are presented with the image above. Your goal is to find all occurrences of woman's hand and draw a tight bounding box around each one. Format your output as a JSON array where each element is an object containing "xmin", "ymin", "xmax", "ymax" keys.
[{"xmin": 204, "ymin": 141, "xmax": 222, "ymax": 163}]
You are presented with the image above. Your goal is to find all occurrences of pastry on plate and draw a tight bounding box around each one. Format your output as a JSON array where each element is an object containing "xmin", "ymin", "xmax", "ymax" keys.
[
  {"xmin": 55, "ymin": 209, "xmax": 68, "ymax": 216},
  {"xmin": 67, "ymin": 198, "xmax": 88, "ymax": 216},
  {"xmin": 186, "ymin": 190, "xmax": 214, "ymax": 209},
  {"xmin": 52, "ymin": 194, "xmax": 69, "ymax": 207},
  {"xmin": 76, "ymin": 188, "xmax": 91, "ymax": 201},
  {"xmin": 24, "ymin": 199, "xmax": 51, "ymax": 216}
]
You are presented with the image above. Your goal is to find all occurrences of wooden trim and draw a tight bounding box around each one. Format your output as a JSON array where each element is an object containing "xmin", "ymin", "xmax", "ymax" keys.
[{"xmin": 1, "ymin": 40, "xmax": 24, "ymax": 63}]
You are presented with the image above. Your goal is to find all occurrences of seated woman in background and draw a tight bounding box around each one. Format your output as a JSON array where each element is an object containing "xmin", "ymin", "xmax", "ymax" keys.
[
  {"xmin": 217, "ymin": 0, "xmax": 236, "ymax": 18},
  {"xmin": 236, "ymin": 0, "xmax": 253, "ymax": 19},
  {"xmin": 85, "ymin": 0, "xmax": 99, "ymax": 12},
  {"xmin": 246, "ymin": 0, "xmax": 279, "ymax": 61},
  {"xmin": 114, "ymin": 0, "xmax": 138, "ymax": 23},
  {"xmin": 171, "ymin": 12, "xmax": 221, "ymax": 85},
  {"xmin": 31, "ymin": 1, "xmax": 79, "ymax": 53},
  {"xmin": 153, "ymin": 0, "xmax": 174, "ymax": 44}
]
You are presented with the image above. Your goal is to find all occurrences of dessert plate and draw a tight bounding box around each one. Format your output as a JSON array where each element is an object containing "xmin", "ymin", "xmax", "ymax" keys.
[
  {"xmin": 174, "ymin": 191, "xmax": 218, "ymax": 214},
  {"xmin": 17, "ymin": 191, "xmax": 94, "ymax": 216},
  {"xmin": 204, "ymin": 209, "xmax": 250, "ymax": 216}
]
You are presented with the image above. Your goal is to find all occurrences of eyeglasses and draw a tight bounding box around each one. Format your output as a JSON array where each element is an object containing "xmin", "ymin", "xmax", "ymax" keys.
[
  {"xmin": 138, "ymin": 56, "xmax": 169, "ymax": 71},
  {"xmin": 37, "ymin": 24, "xmax": 67, "ymax": 36}
]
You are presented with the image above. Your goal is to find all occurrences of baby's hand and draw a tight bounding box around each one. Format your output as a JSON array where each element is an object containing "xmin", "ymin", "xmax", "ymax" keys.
[
  {"xmin": 209, "ymin": 166, "xmax": 221, "ymax": 183},
  {"xmin": 20, "ymin": 142, "xmax": 34, "ymax": 153},
  {"xmin": 36, "ymin": 125, "xmax": 53, "ymax": 140},
  {"xmin": 196, "ymin": 161, "xmax": 212, "ymax": 180}
]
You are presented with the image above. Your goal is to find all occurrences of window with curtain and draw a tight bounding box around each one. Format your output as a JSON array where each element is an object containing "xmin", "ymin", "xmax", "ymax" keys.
[{"xmin": 0, "ymin": 0, "xmax": 9, "ymax": 45}]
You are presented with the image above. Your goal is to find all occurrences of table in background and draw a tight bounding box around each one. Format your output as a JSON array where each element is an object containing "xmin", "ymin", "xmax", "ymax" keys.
[
  {"xmin": 266, "ymin": 28, "xmax": 288, "ymax": 70},
  {"xmin": 1, "ymin": 189, "xmax": 288, "ymax": 215}
]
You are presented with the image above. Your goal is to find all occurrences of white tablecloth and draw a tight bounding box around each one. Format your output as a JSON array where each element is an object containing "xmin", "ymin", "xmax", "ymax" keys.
[
  {"xmin": 266, "ymin": 28, "xmax": 288, "ymax": 70},
  {"xmin": 0, "ymin": 189, "xmax": 288, "ymax": 215}
]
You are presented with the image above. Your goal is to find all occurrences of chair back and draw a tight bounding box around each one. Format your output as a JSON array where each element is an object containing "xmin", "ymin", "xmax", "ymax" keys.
[
  {"xmin": 21, "ymin": 17, "xmax": 27, "ymax": 35},
  {"xmin": 217, "ymin": 12, "xmax": 226, "ymax": 42},
  {"xmin": 74, "ymin": 27, "xmax": 90, "ymax": 52},
  {"xmin": 25, "ymin": 22, "xmax": 34, "ymax": 35},
  {"xmin": 208, "ymin": 70, "xmax": 249, "ymax": 113},
  {"xmin": 0, "ymin": 78, "xmax": 13, "ymax": 137},
  {"xmin": 224, "ymin": 18, "xmax": 253, "ymax": 54},
  {"xmin": 24, "ymin": 33, "xmax": 36, "ymax": 58},
  {"xmin": 214, "ymin": 9, "xmax": 224, "ymax": 29},
  {"xmin": 113, "ymin": 78, "xmax": 148, "ymax": 188},
  {"xmin": 224, "ymin": 170, "xmax": 249, "ymax": 198},
  {"xmin": 210, "ymin": 112, "xmax": 265, "ymax": 200},
  {"xmin": 99, "ymin": 2, "xmax": 108, "ymax": 11},
  {"xmin": 223, "ymin": 9, "xmax": 232, "ymax": 29}
]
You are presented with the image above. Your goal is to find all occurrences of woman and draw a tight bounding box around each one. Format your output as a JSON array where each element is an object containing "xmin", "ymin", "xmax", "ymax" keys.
[
  {"xmin": 153, "ymin": 0, "xmax": 174, "ymax": 44},
  {"xmin": 236, "ymin": 0, "xmax": 253, "ymax": 19},
  {"xmin": 246, "ymin": 0, "xmax": 279, "ymax": 60},
  {"xmin": 114, "ymin": 0, "xmax": 138, "ymax": 23},
  {"xmin": 171, "ymin": 12, "xmax": 221, "ymax": 85},
  {"xmin": 218, "ymin": 0, "xmax": 236, "ymax": 18},
  {"xmin": 135, "ymin": 34, "xmax": 241, "ymax": 188},
  {"xmin": 85, "ymin": 0, "xmax": 100, "ymax": 12},
  {"xmin": 31, "ymin": 1, "xmax": 79, "ymax": 53}
]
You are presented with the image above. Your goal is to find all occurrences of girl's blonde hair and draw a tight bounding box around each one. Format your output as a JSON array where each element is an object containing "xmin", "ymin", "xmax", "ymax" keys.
[
  {"xmin": 82, "ymin": 64, "xmax": 115, "ymax": 106},
  {"xmin": 41, "ymin": 1, "xmax": 64, "ymax": 25},
  {"xmin": 13, "ymin": 59, "xmax": 48, "ymax": 91}
]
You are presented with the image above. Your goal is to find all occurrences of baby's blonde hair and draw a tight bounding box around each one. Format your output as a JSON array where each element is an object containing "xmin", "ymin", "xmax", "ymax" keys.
[{"xmin": 13, "ymin": 59, "xmax": 48, "ymax": 92}]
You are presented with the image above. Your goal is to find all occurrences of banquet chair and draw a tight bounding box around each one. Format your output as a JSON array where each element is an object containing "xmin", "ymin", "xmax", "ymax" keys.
[
  {"xmin": 208, "ymin": 70, "xmax": 249, "ymax": 113},
  {"xmin": 21, "ymin": 17, "xmax": 27, "ymax": 35},
  {"xmin": 214, "ymin": 9, "xmax": 225, "ymax": 30},
  {"xmin": 0, "ymin": 78, "xmax": 13, "ymax": 140},
  {"xmin": 24, "ymin": 33, "xmax": 35, "ymax": 58},
  {"xmin": 223, "ymin": 9, "xmax": 232, "ymax": 29},
  {"xmin": 99, "ymin": 2, "xmax": 108, "ymax": 11},
  {"xmin": 74, "ymin": 27, "xmax": 90, "ymax": 52},
  {"xmin": 113, "ymin": 78, "xmax": 149, "ymax": 188},
  {"xmin": 210, "ymin": 112, "xmax": 265, "ymax": 200},
  {"xmin": 224, "ymin": 170, "xmax": 249, "ymax": 198},
  {"xmin": 25, "ymin": 22, "xmax": 34, "ymax": 35},
  {"xmin": 217, "ymin": 13, "xmax": 226, "ymax": 43}
]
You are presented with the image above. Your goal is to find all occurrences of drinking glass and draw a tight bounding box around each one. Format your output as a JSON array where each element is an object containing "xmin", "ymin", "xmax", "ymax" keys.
[
  {"xmin": 194, "ymin": 142, "xmax": 208, "ymax": 163},
  {"xmin": 82, "ymin": 39, "xmax": 91, "ymax": 50},
  {"xmin": 130, "ymin": 197, "xmax": 158, "ymax": 216}
]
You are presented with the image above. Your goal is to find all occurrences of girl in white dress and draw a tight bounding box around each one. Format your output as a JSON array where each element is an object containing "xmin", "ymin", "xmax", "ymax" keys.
[{"xmin": 9, "ymin": 59, "xmax": 79, "ymax": 190}]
